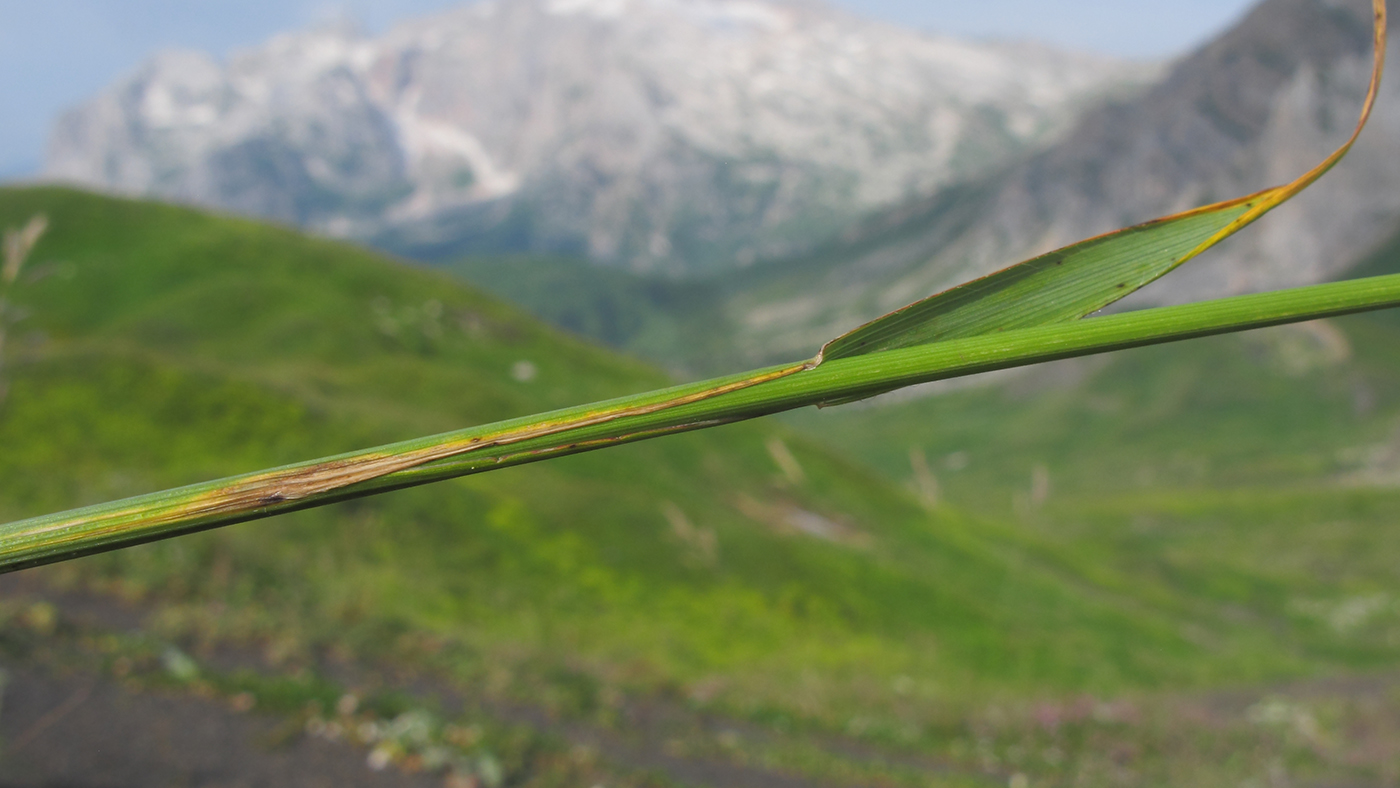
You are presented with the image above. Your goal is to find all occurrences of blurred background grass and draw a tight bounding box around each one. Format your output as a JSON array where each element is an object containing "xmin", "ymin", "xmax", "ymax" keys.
[{"xmin": 4, "ymin": 186, "xmax": 1400, "ymax": 786}]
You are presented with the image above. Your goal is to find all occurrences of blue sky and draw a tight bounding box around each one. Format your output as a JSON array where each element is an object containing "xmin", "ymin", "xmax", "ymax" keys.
[{"xmin": 0, "ymin": 0, "xmax": 1258, "ymax": 179}]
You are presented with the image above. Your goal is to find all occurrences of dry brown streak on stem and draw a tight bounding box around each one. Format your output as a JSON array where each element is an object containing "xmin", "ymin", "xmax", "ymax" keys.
[
  {"xmin": 501, "ymin": 419, "xmax": 738, "ymax": 464},
  {"xmin": 21, "ymin": 363, "xmax": 813, "ymax": 541}
]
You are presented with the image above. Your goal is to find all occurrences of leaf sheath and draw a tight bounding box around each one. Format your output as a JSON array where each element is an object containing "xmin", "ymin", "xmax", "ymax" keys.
[{"xmin": 4, "ymin": 273, "xmax": 1400, "ymax": 573}]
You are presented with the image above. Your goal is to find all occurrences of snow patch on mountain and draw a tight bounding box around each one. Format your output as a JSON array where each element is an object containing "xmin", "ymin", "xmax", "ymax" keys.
[{"xmin": 45, "ymin": 0, "xmax": 1156, "ymax": 272}]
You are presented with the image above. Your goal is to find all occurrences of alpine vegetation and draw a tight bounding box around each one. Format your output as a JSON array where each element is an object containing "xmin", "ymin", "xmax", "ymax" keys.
[{"xmin": 1, "ymin": 0, "xmax": 1393, "ymax": 577}]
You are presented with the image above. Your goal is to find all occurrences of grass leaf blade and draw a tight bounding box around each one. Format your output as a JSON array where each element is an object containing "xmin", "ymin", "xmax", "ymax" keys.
[
  {"xmin": 819, "ymin": 0, "xmax": 1387, "ymax": 364},
  {"xmin": 5, "ymin": 273, "xmax": 1400, "ymax": 573}
]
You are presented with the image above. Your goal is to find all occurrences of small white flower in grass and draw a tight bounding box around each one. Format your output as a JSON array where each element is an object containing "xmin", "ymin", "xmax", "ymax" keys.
[
  {"xmin": 387, "ymin": 710, "xmax": 436, "ymax": 747},
  {"xmin": 476, "ymin": 754, "xmax": 504, "ymax": 788},
  {"xmin": 367, "ymin": 744, "xmax": 395, "ymax": 771},
  {"xmin": 161, "ymin": 647, "xmax": 198, "ymax": 682},
  {"xmin": 511, "ymin": 360, "xmax": 537, "ymax": 382}
]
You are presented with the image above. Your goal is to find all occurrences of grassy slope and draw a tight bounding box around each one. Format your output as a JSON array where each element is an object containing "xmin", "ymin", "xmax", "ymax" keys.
[
  {"xmin": 14, "ymin": 188, "xmax": 1400, "ymax": 788},
  {"xmin": 444, "ymin": 182, "xmax": 996, "ymax": 376},
  {"xmin": 447, "ymin": 254, "xmax": 737, "ymax": 377},
  {"xmin": 0, "ymin": 186, "xmax": 1251, "ymax": 720}
]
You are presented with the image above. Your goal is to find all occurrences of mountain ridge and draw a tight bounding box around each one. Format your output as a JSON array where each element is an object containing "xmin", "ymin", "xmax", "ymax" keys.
[{"xmin": 43, "ymin": 0, "xmax": 1154, "ymax": 274}]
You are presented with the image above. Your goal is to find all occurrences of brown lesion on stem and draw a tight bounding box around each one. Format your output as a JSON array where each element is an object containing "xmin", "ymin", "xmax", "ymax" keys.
[
  {"xmin": 224, "ymin": 361, "xmax": 810, "ymax": 502},
  {"xmin": 9, "ymin": 362, "xmax": 814, "ymax": 549}
]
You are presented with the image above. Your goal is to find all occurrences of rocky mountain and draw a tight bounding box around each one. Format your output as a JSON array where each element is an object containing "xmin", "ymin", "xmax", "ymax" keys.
[
  {"xmin": 44, "ymin": 0, "xmax": 1151, "ymax": 274},
  {"xmin": 723, "ymin": 0, "xmax": 1400, "ymax": 362}
]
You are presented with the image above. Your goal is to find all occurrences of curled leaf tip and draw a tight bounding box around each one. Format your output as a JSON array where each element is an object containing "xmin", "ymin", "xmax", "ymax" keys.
[{"xmin": 817, "ymin": 0, "xmax": 1388, "ymax": 368}]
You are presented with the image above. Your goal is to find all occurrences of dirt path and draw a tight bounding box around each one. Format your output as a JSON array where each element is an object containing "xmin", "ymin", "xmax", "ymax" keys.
[
  {"xmin": 0, "ymin": 573, "xmax": 901, "ymax": 788},
  {"xmin": 0, "ymin": 665, "xmax": 442, "ymax": 788}
]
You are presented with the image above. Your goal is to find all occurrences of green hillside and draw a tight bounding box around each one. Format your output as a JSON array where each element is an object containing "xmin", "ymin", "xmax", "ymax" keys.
[
  {"xmin": 448, "ymin": 254, "xmax": 737, "ymax": 376},
  {"xmin": 443, "ymin": 181, "xmax": 1026, "ymax": 375},
  {"xmin": 3, "ymin": 185, "xmax": 1210, "ymax": 691},
  {"xmin": 6, "ymin": 187, "xmax": 1400, "ymax": 785}
]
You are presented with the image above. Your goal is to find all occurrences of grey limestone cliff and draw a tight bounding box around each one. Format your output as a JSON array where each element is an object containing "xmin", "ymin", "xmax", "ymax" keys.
[{"xmin": 44, "ymin": 0, "xmax": 1149, "ymax": 274}]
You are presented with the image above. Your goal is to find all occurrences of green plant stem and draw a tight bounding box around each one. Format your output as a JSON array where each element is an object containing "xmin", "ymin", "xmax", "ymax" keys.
[{"xmin": 5, "ymin": 273, "xmax": 1400, "ymax": 573}]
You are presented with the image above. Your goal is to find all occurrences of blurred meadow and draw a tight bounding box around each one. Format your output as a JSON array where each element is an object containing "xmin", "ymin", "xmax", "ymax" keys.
[{"xmin": 4, "ymin": 1, "xmax": 1400, "ymax": 787}]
